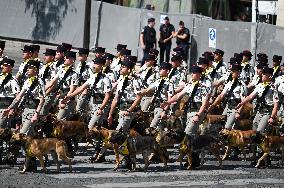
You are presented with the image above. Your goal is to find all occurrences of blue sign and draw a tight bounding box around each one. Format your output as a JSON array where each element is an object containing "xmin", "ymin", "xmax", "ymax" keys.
[{"xmin": 209, "ymin": 28, "xmax": 216, "ymax": 48}]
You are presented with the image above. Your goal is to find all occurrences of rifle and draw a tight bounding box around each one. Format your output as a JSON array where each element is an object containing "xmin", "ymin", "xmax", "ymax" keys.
[
  {"xmin": 117, "ymin": 76, "xmax": 129, "ymax": 106},
  {"xmin": 255, "ymin": 84, "xmax": 271, "ymax": 111},
  {"xmin": 210, "ymin": 61, "xmax": 223, "ymax": 79},
  {"xmin": 18, "ymin": 78, "xmax": 39, "ymax": 108},
  {"xmin": 148, "ymin": 78, "xmax": 166, "ymax": 111},
  {"xmin": 54, "ymin": 67, "xmax": 73, "ymax": 94},
  {"xmin": 78, "ymin": 62, "xmax": 87, "ymax": 86},
  {"xmin": 0, "ymin": 73, "xmax": 12, "ymax": 93}
]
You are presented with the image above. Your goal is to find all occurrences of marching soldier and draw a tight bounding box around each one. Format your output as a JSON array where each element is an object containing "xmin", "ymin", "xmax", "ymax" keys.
[
  {"xmin": 247, "ymin": 63, "xmax": 267, "ymax": 91},
  {"xmin": 63, "ymin": 57, "xmax": 112, "ymax": 129},
  {"xmin": 75, "ymin": 48, "xmax": 93, "ymax": 115},
  {"xmin": 15, "ymin": 45, "xmax": 34, "ymax": 87},
  {"xmin": 272, "ymin": 55, "xmax": 282, "ymax": 81},
  {"xmin": 162, "ymin": 66, "xmax": 211, "ymax": 140},
  {"xmin": 45, "ymin": 51, "xmax": 79, "ymax": 120},
  {"xmin": 140, "ymin": 62, "xmax": 173, "ymax": 129},
  {"xmin": 103, "ymin": 53, "xmax": 118, "ymax": 86},
  {"xmin": 39, "ymin": 48, "xmax": 57, "ymax": 115},
  {"xmin": 0, "ymin": 58, "xmax": 20, "ymax": 129},
  {"xmin": 111, "ymin": 44, "xmax": 127, "ymax": 70},
  {"xmin": 0, "ymin": 41, "xmax": 7, "ymax": 65},
  {"xmin": 240, "ymin": 50, "xmax": 254, "ymax": 84},
  {"xmin": 197, "ymin": 57, "xmax": 212, "ymax": 85},
  {"xmin": 108, "ymin": 59, "xmax": 142, "ymax": 131},
  {"xmin": 31, "ymin": 45, "xmax": 41, "ymax": 61},
  {"xmin": 93, "ymin": 47, "xmax": 105, "ymax": 58},
  {"xmin": 211, "ymin": 49, "xmax": 227, "ymax": 81},
  {"xmin": 3, "ymin": 60, "xmax": 45, "ymax": 136},
  {"xmin": 209, "ymin": 64, "xmax": 247, "ymax": 129},
  {"xmin": 236, "ymin": 67, "xmax": 278, "ymax": 133},
  {"xmin": 54, "ymin": 45, "xmax": 67, "ymax": 70}
]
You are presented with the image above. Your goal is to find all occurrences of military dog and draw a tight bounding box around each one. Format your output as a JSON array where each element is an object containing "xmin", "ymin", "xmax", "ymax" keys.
[
  {"xmin": 12, "ymin": 133, "xmax": 72, "ymax": 173},
  {"xmin": 219, "ymin": 129, "xmax": 256, "ymax": 161},
  {"xmin": 109, "ymin": 131, "xmax": 167, "ymax": 171},
  {"xmin": 178, "ymin": 135, "xmax": 223, "ymax": 169},
  {"xmin": 88, "ymin": 126, "xmax": 120, "ymax": 169},
  {"xmin": 254, "ymin": 135, "xmax": 284, "ymax": 168}
]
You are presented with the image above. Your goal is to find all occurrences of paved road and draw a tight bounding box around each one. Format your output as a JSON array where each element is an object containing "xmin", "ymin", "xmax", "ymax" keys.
[{"xmin": 0, "ymin": 145, "xmax": 284, "ymax": 188}]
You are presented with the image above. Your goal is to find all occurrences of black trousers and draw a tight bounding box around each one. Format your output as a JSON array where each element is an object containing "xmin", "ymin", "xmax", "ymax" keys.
[
  {"xmin": 177, "ymin": 43, "xmax": 189, "ymax": 62},
  {"xmin": 159, "ymin": 42, "xmax": 171, "ymax": 64}
]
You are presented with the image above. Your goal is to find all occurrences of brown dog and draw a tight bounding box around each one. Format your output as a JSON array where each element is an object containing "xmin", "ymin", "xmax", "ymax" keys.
[
  {"xmin": 256, "ymin": 135, "xmax": 284, "ymax": 168},
  {"xmin": 219, "ymin": 129, "xmax": 256, "ymax": 161},
  {"xmin": 109, "ymin": 131, "xmax": 167, "ymax": 171},
  {"xmin": 178, "ymin": 135, "xmax": 223, "ymax": 169},
  {"xmin": 12, "ymin": 133, "xmax": 72, "ymax": 173},
  {"xmin": 199, "ymin": 115, "xmax": 226, "ymax": 135}
]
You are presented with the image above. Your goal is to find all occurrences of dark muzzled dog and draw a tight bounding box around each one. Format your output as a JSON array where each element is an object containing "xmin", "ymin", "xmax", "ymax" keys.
[{"xmin": 109, "ymin": 131, "xmax": 168, "ymax": 171}]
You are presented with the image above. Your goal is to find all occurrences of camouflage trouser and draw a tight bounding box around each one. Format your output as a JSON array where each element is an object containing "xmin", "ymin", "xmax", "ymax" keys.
[
  {"xmin": 184, "ymin": 111, "xmax": 205, "ymax": 136},
  {"xmin": 253, "ymin": 110, "xmax": 270, "ymax": 133},
  {"xmin": 116, "ymin": 110, "xmax": 136, "ymax": 132},
  {"xmin": 20, "ymin": 108, "xmax": 37, "ymax": 136},
  {"xmin": 0, "ymin": 108, "xmax": 11, "ymax": 129},
  {"xmin": 140, "ymin": 97, "xmax": 152, "ymax": 112},
  {"xmin": 88, "ymin": 102, "xmax": 109, "ymax": 129},
  {"xmin": 76, "ymin": 94, "xmax": 90, "ymax": 114},
  {"xmin": 150, "ymin": 107, "xmax": 164, "ymax": 130},
  {"xmin": 225, "ymin": 108, "xmax": 237, "ymax": 130},
  {"xmin": 57, "ymin": 99, "xmax": 76, "ymax": 120},
  {"xmin": 40, "ymin": 95, "xmax": 56, "ymax": 116}
]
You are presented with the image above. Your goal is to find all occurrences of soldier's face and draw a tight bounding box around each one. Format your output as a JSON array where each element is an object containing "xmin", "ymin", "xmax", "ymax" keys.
[
  {"xmin": 1, "ymin": 64, "xmax": 12, "ymax": 73},
  {"xmin": 145, "ymin": 60, "xmax": 154, "ymax": 67},
  {"xmin": 273, "ymin": 61, "xmax": 280, "ymax": 67},
  {"xmin": 93, "ymin": 63, "xmax": 103, "ymax": 72},
  {"xmin": 44, "ymin": 55, "xmax": 54, "ymax": 63},
  {"xmin": 243, "ymin": 56, "xmax": 249, "ymax": 62},
  {"xmin": 214, "ymin": 54, "xmax": 221, "ymax": 61},
  {"xmin": 79, "ymin": 54, "xmax": 87, "ymax": 62},
  {"xmin": 27, "ymin": 67, "xmax": 38, "ymax": 77},
  {"xmin": 55, "ymin": 51, "xmax": 64, "ymax": 60},
  {"xmin": 95, "ymin": 53, "xmax": 103, "ymax": 58},
  {"xmin": 159, "ymin": 68, "xmax": 169, "ymax": 77},
  {"xmin": 198, "ymin": 64, "xmax": 207, "ymax": 70},
  {"xmin": 22, "ymin": 52, "xmax": 32, "ymax": 60},
  {"xmin": 192, "ymin": 72, "xmax": 201, "ymax": 80},
  {"xmin": 262, "ymin": 73, "xmax": 271, "ymax": 82},
  {"xmin": 120, "ymin": 65, "xmax": 130, "ymax": 75},
  {"xmin": 64, "ymin": 57, "xmax": 75, "ymax": 66},
  {"xmin": 171, "ymin": 61, "xmax": 181, "ymax": 68},
  {"xmin": 232, "ymin": 70, "xmax": 240, "ymax": 79}
]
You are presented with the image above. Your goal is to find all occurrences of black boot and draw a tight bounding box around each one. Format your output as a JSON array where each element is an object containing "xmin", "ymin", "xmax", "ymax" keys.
[
  {"xmin": 121, "ymin": 155, "xmax": 132, "ymax": 170},
  {"xmin": 21, "ymin": 156, "xmax": 37, "ymax": 172},
  {"xmin": 229, "ymin": 147, "xmax": 240, "ymax": 160},
  {"xmin": 89, "ymin": 138, "xmax": 105, "ymax": 163},
  {"xmin": 65, "ymin": 138, "xmax": 75, "ymax": 158}
]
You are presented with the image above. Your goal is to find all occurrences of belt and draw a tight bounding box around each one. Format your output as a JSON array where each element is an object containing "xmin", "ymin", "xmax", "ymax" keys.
[
  {"xmin": 228, "ymin": 99, "xmax": 241, "ymax": 107},
  {"xmin": 91, "ymin": 93, "xmax": 105, "ymax": 103},
  {"xmin": 0, "ymin": 97, "xmax": 14, "ymax": 108},
  {"xmin": 189, "ymin": 102, "xmax": 202, "ymax": 111},
  {"xmin": 119, "ymin": 101, "xmax": 134, "ymax": 109},
  {"xmin": 24, "ymin": 98, "xmax": 40, "ymax": 109}
]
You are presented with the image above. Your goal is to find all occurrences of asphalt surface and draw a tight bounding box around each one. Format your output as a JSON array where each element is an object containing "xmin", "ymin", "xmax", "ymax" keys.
[{"xmin": 1, "ymin": 39, "xmax": 284, "ymax": 187}]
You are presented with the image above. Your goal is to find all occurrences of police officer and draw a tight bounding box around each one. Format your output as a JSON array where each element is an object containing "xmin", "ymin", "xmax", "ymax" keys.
[
  {"xmin": 140, "ymin": 62, "xmax": 173, "ymax": 129},
  {"xmin": 108, "ymin": 59, "xmax": 142, "ymax": 131},
  {"xmin": 45, "ymin": 51, "xmax": 79, "ymax": 120},
  {"xmin": 75, "ymin": 48, "xmax": 93, "ymax": 116},
  {"xmin": 140, "ymin": 18, "xmax": 157, "ymax": 66},
  {"xmin": 39, "ymin": 48, "xmax": 57, "ymax": 115},
  {"xmin": 173, "ymin": 21, "xmax": 190, "ymax": 63},
  {"xmin": 159, "ymin": 16, "xmax": 175, "ymax": 64},
  {"xmin": 0, "ymin": 58, "xmax": 20, "ymax": 129},
  {"xmin": 163, "ymin": 66, "xmax": 210, "ymax": 141},
  {"xmin": 15, "ymin": 45, "xmax": 34, "ymax": 87},
  {"xmin": 236, "ymin": 67, "xmax": 278, "ymax": 133},
  {"xmin": 4, "ymin": 60, "xmax": 45, "ymax": 136},
  {"xmin": 209, "ymin": 64, "xmax": 247, "ymax": 129}
]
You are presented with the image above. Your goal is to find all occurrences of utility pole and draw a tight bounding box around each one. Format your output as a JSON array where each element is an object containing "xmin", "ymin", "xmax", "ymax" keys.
[{"xmin": 83, "ymin": 0, "xmax": 91, "ymax": 48}]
